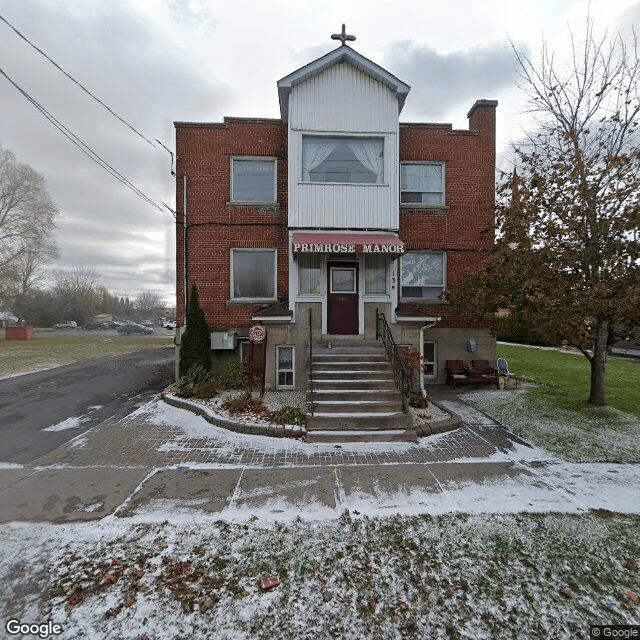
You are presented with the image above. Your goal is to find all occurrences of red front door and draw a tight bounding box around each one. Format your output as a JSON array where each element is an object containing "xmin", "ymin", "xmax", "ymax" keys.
[{"xmin": 327, "ymin": 262, "xmax": 358, "ymax": 334}]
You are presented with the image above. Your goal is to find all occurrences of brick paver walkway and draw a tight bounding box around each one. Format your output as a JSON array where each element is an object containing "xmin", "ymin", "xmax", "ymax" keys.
[{"xmin": 31, "ymin": 397, "xmax": 523, "ymax": 469}]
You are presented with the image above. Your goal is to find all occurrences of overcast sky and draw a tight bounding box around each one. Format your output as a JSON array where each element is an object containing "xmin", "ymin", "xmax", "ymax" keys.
[{"xmin": 1, "ymin": 0, "xmax": 638, "ymax": 307}]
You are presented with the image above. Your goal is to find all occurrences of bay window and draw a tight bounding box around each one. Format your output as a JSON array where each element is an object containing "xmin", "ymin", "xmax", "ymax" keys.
[{"xmin": 302, "ymin": 136, "xmax": 384, "ymax": 184}]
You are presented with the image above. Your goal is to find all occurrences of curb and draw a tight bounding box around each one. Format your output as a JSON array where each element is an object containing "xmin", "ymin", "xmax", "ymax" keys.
[
  {"xmin": 413, "ymin": 398, "xmax": 462, "ymax": 437},
  {"xmin": 162, "ymin": 392, "xmax": 461, "ymax": 441},
  {"xmin": 161, "ymin": 392, "xmax": 307, "ymax": 439}
]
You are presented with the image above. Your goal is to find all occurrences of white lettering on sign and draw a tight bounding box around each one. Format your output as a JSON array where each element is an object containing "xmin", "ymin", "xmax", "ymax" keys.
[{"xmin": 293, "ymin": 242, "xmax": 403, "ymax": 253}]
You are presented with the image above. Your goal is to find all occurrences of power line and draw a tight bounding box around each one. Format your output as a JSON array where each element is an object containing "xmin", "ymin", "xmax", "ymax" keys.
[
  {"xmin": 0, "ymin": 13, "xmax": 168, "ymax": 153},
  {"xmin": 0, "ymin": 66, "xmax": 174, "ymax": 218}
]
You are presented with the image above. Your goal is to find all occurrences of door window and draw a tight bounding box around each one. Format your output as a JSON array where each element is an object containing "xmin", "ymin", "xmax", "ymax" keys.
[{"xmin": 330, "ymin": 267, "xmax": 356, "ymax": 293}]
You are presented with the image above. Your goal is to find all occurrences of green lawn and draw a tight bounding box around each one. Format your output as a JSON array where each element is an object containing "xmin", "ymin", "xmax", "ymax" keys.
[
  {"xmin": 462, "ymin": 344, "xmax": 640, "ymax": 462},
  {"xmin": 0, "ymin": 335, "xmax": 173, "ymax": 377},
  {"xmin": 497, "ymin": 344, "xmax": 640, "ymax": 416}
]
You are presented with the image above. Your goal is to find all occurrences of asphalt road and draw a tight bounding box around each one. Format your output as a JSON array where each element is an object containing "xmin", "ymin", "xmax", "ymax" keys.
[{"xmin": 0, "ymin": 347, "xmax": 175, "ymax": 464}]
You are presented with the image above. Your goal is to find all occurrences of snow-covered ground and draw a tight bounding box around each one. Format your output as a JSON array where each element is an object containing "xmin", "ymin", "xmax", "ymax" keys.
[
  {"xmin": 1, "ymin": 388, "xmax": 638, "ymax": 638},
  {"xmin": 462, "ymin": 389, "xmax": 640, "ymax": 462},
  {"xmin": 1, "ymin": 513, "xmax": 638, "ymax": 639}
]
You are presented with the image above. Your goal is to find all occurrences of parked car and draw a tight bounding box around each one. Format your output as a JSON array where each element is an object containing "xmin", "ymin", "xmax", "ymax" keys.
[
  {"xmin": 162, "ymin": 321, "xmax": 176, "ymax": 330},
  {"xmin": 53, "ymin": 321, "xmax": 77, "ymax": 329},
  {"xmin": 82, "ymin": 321, "xmax": 110, "ymax": 331},
  {"xmin": 140, "ymin": 320, "xmax": 154, "ymax": 327},
  {"xmin": 117, "ymin": 323, "xmax": 154, "ymax": 335}
]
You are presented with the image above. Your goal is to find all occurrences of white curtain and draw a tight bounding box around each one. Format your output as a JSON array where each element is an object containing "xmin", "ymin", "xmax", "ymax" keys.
[
  {"xmin": 349, "ymin": 140, "xmax": 384, "ymax": 183},
  {"xmin": 302, "ymin": 139, "xmax": 338, "ymax": 181}
]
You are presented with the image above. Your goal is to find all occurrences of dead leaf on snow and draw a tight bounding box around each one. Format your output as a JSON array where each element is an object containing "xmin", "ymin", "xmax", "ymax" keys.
[
  {"xmin": 261, "ymin": 576, "xmax": 280, "ymax": 590},
  {"xmin": 626, "ymin": 590, "xmax": 639, "ymax": 603}
]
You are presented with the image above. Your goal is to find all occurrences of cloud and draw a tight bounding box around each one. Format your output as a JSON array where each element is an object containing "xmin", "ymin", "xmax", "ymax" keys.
[
  {"xmin": 383, "ymin": 39, "xmax": 523, "ymax": 120},
  {"xmin": 0, "ymin": 1, "xmax": 227, "ymax": 303}
]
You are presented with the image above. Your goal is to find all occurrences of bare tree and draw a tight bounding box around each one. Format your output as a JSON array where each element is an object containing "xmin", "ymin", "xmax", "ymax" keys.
[
  {"xmin": 52, "ymin": 266, "xmax": 107, "ymax": 324},
  {"xmin": 3, "ymin": 238, "xmax": 59, "ymax": 322},
  {"xmin": 448, "ymin": 22, "xmax": 640, "ymax": 406},
  {"xmin": 0, "ymin": 145, "xmax": 59, "ymax": 274},
  {"xmin": 135, "ymin": 290, "xmax": 165, "ymax": 318}
]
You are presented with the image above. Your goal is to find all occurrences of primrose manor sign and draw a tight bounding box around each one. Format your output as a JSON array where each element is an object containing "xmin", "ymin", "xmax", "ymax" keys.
[{"xmin": 292, "ymin": 242, "xmax": 404, "ymax": 254}]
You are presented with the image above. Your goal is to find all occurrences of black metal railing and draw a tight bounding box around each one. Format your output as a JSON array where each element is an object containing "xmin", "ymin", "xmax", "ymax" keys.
[
  {"xmin": 308, "ymin": 307, "xmax": 314, "ymax": 416},
  {"xmin": 376, "ymin": 310, "xmax": 413, "ymax": 413}
]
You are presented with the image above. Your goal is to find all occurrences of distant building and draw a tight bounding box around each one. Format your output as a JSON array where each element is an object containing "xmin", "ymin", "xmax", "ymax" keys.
[{"xmin": 174, "ymin": 37, "xmax": 497, "ymax": 392}]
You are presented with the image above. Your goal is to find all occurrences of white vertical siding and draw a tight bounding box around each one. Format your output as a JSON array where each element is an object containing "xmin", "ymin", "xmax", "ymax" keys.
[
  {"xmin": 289, "ymin": 63, "xmax": 398, "ymax": 132},
  {"xmin": 288, "ymin": 63, "xmax": 400, "ymax": 230}
]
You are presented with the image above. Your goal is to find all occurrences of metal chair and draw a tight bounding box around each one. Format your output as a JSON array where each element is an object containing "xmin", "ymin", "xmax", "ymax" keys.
[{"xmin": 496, "ymin": 357, "xmax": 520, "ymax": 387}]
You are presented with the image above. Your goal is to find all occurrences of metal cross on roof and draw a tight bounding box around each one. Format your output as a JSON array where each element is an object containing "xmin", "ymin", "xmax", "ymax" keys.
[{"xmin": 331, "ymin": 24, "xmax": 356, "ymax": 46}]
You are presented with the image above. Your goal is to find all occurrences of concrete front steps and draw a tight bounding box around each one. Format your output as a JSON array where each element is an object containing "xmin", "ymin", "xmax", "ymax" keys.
[{"xmin": 307, "ymin": 339, "xmax": 416, "ymax": 443}]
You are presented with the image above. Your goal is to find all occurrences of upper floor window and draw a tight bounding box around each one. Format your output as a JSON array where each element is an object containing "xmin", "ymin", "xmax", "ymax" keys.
[
  {"xmin": 401, "ymin": 162, "xmax": 444, "ymax": 204},
  {"xmin": 231, "ymin": 157, "xmax": 277, "ymax": 203},
  {"xmin": 400, "ymin": 251, "xmax": 446, "ymax": 299},
  {"xmin": 302, "ymin": 136, "xmax": 384, "ymax": 184}
]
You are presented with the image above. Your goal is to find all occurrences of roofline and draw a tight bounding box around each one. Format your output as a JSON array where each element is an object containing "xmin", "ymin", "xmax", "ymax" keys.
[
  {"xmin": 277, "ymin": 45, "xmax": 411, "ymax": 122},
  {"xmin": 174, "ymin": 116, "xmax": 283, "ymax": 128}
]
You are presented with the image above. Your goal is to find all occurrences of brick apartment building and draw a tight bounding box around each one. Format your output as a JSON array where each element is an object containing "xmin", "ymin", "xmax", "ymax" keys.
[{"xmin": 174, "ymin": 40, "xmax": 497, "ymax": 402}]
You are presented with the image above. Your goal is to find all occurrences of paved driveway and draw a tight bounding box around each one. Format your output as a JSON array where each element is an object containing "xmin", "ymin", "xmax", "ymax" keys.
[{"xmin": 0, "ymin": 347, "xmax": 174, "ymax": 463}]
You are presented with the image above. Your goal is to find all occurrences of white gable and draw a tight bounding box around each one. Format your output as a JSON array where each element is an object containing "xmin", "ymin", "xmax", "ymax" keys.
[
  {"xmin": 288, "ymin": 62, "xmax": 399, "ymax": 133},
  {"xmin": 278, "ymin": 45, "xmax": 410, "ymax": 123}
]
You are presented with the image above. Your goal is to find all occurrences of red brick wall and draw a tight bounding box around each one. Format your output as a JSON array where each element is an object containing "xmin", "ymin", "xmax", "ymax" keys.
[
  {"xmin": 398, "ymin": 101, "xmax": 496, "ymax": 328},
  {"xmin": 175, "ymin": 102, "xmax": 496, "ymax": 331},
  {"xmin": 174, "ymin": 118, "xmax": 288, "ymax": 327}
]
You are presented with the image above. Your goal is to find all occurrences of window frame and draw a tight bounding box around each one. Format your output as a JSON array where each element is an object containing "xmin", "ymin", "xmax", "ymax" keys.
[
  {"xmin": 276, "ymin": 345, "xmax": 295, "ymax": 389},
  {"xmin": 422, "ymin": 340, "xmax": 437, "ymax": 379},
  {"xmin": 400, "ymin": 161, "xmax": 445, "ymax": 206},
  {"xmin": 230, "ymin": 248, "xmax": 278, "ymax": 302},
  {"xmin": 329, "ymin": 267, "xmax": 357, "ymax": 294},
  {"xmin": 301, "ymin": 134, "xmax": 385, "ymax": 185},
  {"xmin": 230, "ymin": 156, "xmax": 277, "ymax": 204},
  {"xmin": 399, "ymin": 251, "xmax": 447, "ymax": 301},
  {"xmin": 363, "ymin": 254, "xmax": 388, "ymax": 295},
  {"xmin": 297, "ymin": 253, "xmax": 323, "ymax": 296}
]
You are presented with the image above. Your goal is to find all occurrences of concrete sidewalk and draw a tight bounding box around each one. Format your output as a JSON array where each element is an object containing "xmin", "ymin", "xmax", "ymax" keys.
[{"xmin": 1, "ymin": 391, "xmax": 638, "ymax": 523}]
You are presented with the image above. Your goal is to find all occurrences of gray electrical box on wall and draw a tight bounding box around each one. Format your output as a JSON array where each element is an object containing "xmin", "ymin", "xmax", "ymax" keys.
[
  {"xmin": 465, "ymin": 339, "xmax": 477, "ymax": 353},
  {"xmin": 210, "ymin": 331, "xmax": 237, "ymax": 349}
]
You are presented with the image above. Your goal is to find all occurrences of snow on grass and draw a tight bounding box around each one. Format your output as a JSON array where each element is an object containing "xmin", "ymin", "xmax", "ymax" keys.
[
  {"xmin": 1, "ymin": 513, "xmax": 638, "ymax": 639},
  {"xmin": 462, "ymin": 390, "xmax": 640, "ymax": 462}
]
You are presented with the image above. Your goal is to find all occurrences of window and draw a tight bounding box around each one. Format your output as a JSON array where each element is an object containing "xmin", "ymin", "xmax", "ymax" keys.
[
  {"xmin": 364, "ymin": 254, "xmax": 387, "ymax": 294},
  {"xmin": 231, "ymin": 249, "xmax": 276, "ymax": 300},
  {"xmin": 401, "ymin": 163, "xmax": 444, "ymax": 204},
  {"xmin": 400, "ymin": 251, "xmax": 445, "ymax": 299},
  {"xmin": 330, "ymin": 267, "xmax": 356, "ymax": 293},
  {"xmin": 298, "ymin": 254, "xmax": 322, "ymax": 294},
  {"xmin": 238, "ymin": 339, "xmax": 251, "ymax": 361},
  {"xmin": 277, "ymin": 346, "xmax": 295, "ymax": 387},
  {"xmin": 302, "ymin": 136, "xmax": 384, "ymax": 184},
  {"xmin": 422, "ymin": 341, "xmax": 437, "ymax": 378},
  {"xmin": 231, "ymin": 158, "xmax": 276, "ymax": 202}
]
